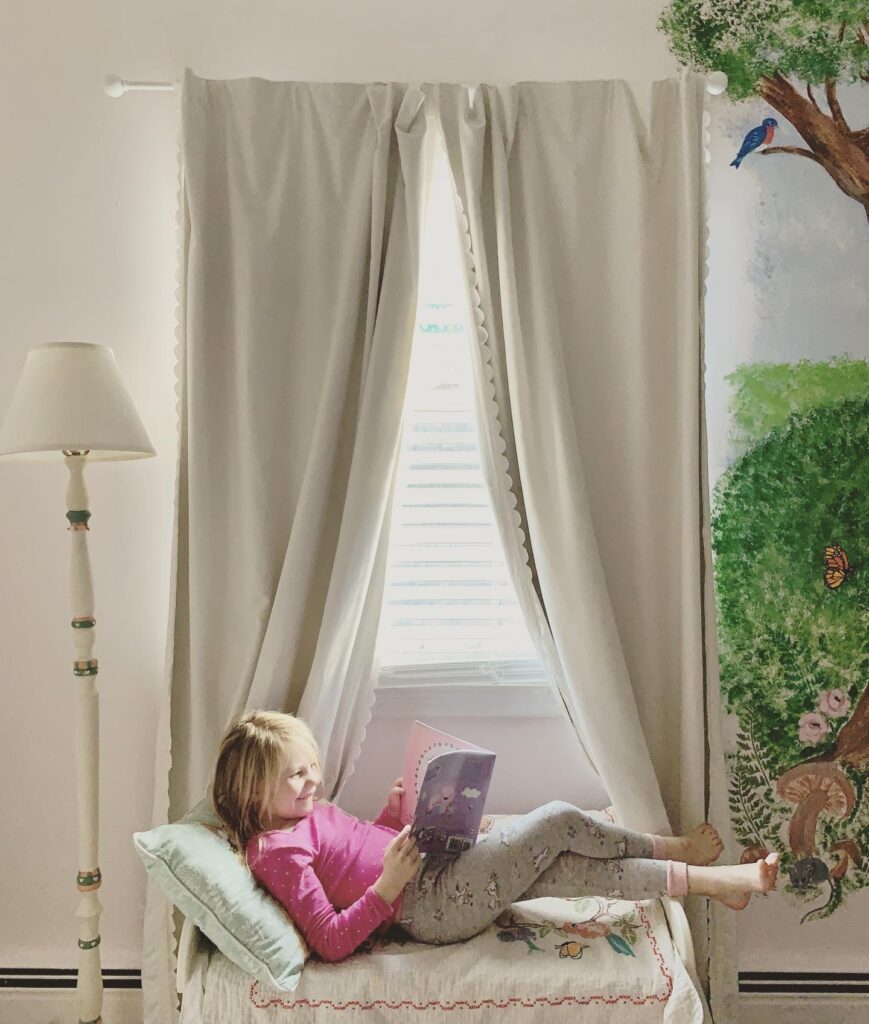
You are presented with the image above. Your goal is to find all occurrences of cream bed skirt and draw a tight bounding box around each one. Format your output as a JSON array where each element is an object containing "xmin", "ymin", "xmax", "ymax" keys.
[{"xmin": 178, "ymin": 892, "xmax": 707, "ymax": 1024}]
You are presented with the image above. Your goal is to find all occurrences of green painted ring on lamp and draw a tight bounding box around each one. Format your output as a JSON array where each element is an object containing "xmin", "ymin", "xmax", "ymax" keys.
[
  {"xmin": 66, "ymin": 510, "xmax": 92, "ymax": 524},
  {"xmin": 78, "ymin": 936, "xmax": 101, "ymax": 950},
  {"xmin": 71, "ymin": 618, "xmax": 96, "ymax": 629}
]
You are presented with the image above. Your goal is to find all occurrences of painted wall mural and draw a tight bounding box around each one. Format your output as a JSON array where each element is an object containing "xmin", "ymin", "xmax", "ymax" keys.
[
  {"xmin": 659, "ymin": 2, "xmax": 869, "ymax": 923},
  {"xmin": 660, "ymin": 1, "xmax": 869, "ymax": 222},
  {"xmin": 712, "ymin": 373, "xmax": 867, "ymax": 921}
]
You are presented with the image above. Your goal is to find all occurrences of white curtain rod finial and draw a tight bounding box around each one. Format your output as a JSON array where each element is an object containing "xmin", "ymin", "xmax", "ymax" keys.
[
  {"xmin": 706, "ymin": 71, "xmax": 728, "ymax": 95},
  {"xmin": 102, "ymin": 75, "xmax": 174, "ymax": 96},
  {"xmin": 104, "ymin": 75, "xmax": 126, "ymax": 98}
]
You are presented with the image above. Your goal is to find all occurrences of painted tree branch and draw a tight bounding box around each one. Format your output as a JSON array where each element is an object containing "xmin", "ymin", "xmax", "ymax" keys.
[
  {"xmin": 757, "ymin": 73, "xmax": 869, "ymax": 222},
  {"xmin": 825, "ymin": 79, "xmax": 849, "ymax": 132},
  {"xmin": 762, "ymin": 145, "xmax": 822, "ymax": 163},
  {"xmin": 806, "ymin": 83, "xmax": 821, "ymax": 112}
]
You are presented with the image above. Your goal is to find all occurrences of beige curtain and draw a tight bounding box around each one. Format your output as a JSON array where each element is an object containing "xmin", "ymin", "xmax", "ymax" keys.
[
  {"xmin": 143, "ymin": 70, "xmax": 431, "ymax": 1023},
  {"xmin": 434, "ymin": 75, "xmax": 737, "ymax": 1022},
  {"xmin": 144, "ymin": 67, "xmax": 735, "ymax": 1023}
]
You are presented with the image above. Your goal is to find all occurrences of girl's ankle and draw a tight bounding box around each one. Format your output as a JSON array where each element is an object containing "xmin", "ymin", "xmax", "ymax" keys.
[
  {"xmin": 649, "ymin": 833, "xmax": 671, "ymax": 859},
  {"xmin": 684, "ymin": 864, "xmax": 718, "ymax": 898},
  {"xmin": 666, "ymin": 860, "xmax": 689, "ymax": 896}
]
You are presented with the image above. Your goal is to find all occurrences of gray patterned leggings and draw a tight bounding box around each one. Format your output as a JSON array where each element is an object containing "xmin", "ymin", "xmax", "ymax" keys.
[{"xmin": 399, "ymin": 801, "xmax": 672, "ymax": 944}]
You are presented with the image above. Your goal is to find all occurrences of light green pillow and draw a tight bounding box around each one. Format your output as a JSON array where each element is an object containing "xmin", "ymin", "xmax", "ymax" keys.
[{"xmin": 133, "ymin": 798, "xmax": 308, "ymax": 991}]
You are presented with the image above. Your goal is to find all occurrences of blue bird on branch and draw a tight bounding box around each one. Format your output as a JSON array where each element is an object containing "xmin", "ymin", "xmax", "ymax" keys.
[{"xmin": 731, "ymin": 117, "xmax": 779, "ymax": 168}]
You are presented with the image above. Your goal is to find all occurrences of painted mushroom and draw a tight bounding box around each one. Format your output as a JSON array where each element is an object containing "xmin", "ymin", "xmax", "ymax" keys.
[
  {"xmin": 829, "ymin": 839, "xmax": 864, "ymax": 881},
  {"xmin": 776, "ymin": 762, "xmax": 856, "ymax": 859}
]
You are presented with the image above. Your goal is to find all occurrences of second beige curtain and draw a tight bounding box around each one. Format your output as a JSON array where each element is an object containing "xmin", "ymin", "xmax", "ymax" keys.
[{"xmin": 435, "ymin": 75, "xmax": 737, "ymax": 1022}]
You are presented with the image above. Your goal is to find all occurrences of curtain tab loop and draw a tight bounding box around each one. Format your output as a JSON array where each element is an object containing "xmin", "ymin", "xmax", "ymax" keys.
[{"xmin": 396, "ymin": 82, "xmax": 426, "ymax": 134}]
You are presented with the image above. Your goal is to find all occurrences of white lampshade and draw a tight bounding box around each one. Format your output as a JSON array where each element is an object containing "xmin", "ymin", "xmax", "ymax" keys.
[{"xmin": 0, "ymin": 342, "xmax": 155, "ymax": 462}]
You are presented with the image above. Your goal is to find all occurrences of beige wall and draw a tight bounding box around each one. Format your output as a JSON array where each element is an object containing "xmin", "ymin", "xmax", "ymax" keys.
[{"xmin": 0, "ymin": 0, "xmax": 740, "ymax": 978}]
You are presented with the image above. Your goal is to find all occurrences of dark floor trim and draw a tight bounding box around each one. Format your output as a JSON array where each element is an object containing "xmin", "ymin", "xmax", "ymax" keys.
[
  {"xmin": 2, "ymin": 968, "xmax": 866, "ymax": 995},
  {"xmin": 0, "ymin": 968, "xmax": 141, "ymax": 989},
  {"xmin": 739, "ymin": 971, "xmax": 869, "ymax": 994}
]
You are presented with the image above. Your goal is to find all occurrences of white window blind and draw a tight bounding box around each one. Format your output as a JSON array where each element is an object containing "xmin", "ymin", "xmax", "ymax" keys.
[{"xmin": 376, "ymin": 134, "xmax": 547, "ymax": 687}]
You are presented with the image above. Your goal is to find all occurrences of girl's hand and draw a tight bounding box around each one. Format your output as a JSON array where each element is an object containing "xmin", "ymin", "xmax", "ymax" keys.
[
  {"xmin": 374, "ymin": 825, "xmax": 423, "ymax": 904},
  {"xmin": 387, "ymin": 776, "xmax": 405, "ymax": 820}
]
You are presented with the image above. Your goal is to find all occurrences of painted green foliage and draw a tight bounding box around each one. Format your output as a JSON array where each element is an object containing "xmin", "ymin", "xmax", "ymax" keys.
[
  {"xmin": 725, "ymin": 356, "xmax": 869, "ymax": 456},
  {"xmin": 658, "ymin": 0, "xmax": 869, "ymax": 102},
  {"xmin": 712, "ymin": 378, "xmax": 868, "ymax": 918}
]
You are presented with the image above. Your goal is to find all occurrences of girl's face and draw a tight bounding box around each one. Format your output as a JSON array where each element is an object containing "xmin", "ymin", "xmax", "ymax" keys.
[{"xmin": 265, "ymin": 746, "xmax": 321, "ymax": 829}]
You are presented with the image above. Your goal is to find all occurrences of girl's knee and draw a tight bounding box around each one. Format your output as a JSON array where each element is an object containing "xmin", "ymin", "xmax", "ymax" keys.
[
  {"xmin": 541, "ymin": 801, "xmax": 597, "ymax": 834},
  {"xmin": 543, "ymin": 799, "xmax": 579, "ymax": 819}
]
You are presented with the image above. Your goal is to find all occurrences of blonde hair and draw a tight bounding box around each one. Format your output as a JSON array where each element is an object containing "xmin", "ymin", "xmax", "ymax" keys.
[{"xmin": 211, "ymin": 709, "xmax": 323, "ymax": 866}]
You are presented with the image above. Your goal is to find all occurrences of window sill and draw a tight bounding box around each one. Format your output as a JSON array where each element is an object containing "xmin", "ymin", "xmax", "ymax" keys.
[{"xmin": 372, "ymin": 681, "xmax": 565, "ymax": 719}]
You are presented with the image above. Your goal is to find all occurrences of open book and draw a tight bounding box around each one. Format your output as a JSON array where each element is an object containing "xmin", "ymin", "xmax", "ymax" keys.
[{"xmin": 399, "ymin": 721, "xmax": 496, "ymax": 855}]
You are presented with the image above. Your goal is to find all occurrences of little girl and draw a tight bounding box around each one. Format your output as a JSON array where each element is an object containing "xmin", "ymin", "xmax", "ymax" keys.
[{"xmin": 213, "ymin": 710, "xmax": 779, "ymax": 962}]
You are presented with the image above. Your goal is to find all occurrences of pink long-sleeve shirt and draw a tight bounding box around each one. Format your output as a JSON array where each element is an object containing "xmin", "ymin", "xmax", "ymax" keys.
[{"xmin": 246, "ymin": 801, "xmax": 405, "ymax": 962}]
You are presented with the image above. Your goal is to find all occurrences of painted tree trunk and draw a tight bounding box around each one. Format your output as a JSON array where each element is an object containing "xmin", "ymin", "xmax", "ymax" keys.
[{"xmin": 758, "ymin": 73, "xmax": 869, "ymax": 222}]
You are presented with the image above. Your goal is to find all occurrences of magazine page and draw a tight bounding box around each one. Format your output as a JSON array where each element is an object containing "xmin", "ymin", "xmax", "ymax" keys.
[
  {"xmin": 400, "ymin": 721, "xmax": 491, "ymax": 825},
  {"xmin": 411, "ymin": 749, "xmax": 496, "ymax": 854}
]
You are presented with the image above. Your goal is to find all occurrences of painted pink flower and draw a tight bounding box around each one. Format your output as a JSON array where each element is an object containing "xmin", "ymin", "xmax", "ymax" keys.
[
  {"xmin": 818, "ymin": 689, "xmax": 851, "ymax": 718},
  {"xmin": 563, "ymin": 921, "xmax": 610, "ymax": 938},
  {"xmin": 798, "ymin": 712, "xmax": 830, "ymax": 745}
]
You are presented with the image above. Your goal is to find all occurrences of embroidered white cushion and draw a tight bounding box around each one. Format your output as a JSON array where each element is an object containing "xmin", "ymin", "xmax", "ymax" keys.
[{"xmin": 133, "ymin": 798, "xmax": 308, "ymax": 992}]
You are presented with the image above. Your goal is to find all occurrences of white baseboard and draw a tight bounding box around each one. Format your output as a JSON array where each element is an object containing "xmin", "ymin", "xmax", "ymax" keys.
[
  {"xmin": 740, "ymin": 993, "xmax": 868, "ymax": 1024},
  {"xmin": 0, "ymin": 989, "xmax": 142, "ymax": 1024}
]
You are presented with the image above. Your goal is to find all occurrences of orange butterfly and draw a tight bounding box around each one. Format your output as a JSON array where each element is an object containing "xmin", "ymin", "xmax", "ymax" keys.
[
  {"xmin": 556, "ymin": 940, "xmax": 590, "ymax": 959},
  {"xmin": 823, "ymin": 544, "xmax": 852, "ymax": 590}
]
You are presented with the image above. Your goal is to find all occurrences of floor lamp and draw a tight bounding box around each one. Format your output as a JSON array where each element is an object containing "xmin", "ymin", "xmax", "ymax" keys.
[{"xmin": 0, "ymin": 342, "xmax": 155, "ymax": 1024}]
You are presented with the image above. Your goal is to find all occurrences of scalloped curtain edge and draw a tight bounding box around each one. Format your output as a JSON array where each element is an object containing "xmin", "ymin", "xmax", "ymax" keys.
[{"xmin": 142, "ymin": 81, "xmax": 186, "ymax": 1024}]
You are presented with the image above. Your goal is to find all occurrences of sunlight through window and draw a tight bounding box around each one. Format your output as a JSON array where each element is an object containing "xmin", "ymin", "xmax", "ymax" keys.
[{"xmin": 376, "ymin": 132, "xmax": 546, "ymax": 685}]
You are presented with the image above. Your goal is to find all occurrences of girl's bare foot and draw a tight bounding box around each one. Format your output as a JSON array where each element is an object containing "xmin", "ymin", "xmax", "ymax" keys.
[
  {"xmin": 688, "ymin": 853, "xmax": 780, "ymax": 909},
  {"xmin": 653, "ymin": 823, "xmax": 724, "ymax": 865}
]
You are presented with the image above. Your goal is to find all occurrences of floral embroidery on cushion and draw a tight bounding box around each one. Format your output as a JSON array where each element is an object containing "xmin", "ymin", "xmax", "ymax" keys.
[{"xmin": 495, "ymin": 899, "xmax": 644, "ymax": 960}]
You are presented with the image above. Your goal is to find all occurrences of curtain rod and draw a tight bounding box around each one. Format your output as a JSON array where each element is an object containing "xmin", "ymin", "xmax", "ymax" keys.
[{"xmin": 103, "ymin": 72, "xmax": 729, "ymax": 98}]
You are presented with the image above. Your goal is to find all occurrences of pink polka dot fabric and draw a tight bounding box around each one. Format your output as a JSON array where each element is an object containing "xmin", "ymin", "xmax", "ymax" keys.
[{"xmin": 246, "ymin": 802, "xmax": 404, "ymax": 962}]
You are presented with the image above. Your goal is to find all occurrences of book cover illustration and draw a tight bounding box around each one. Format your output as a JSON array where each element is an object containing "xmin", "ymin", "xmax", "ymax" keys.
[{"xmin": 400, "ymin": 721, "xmax": 496, "ymax": 855}]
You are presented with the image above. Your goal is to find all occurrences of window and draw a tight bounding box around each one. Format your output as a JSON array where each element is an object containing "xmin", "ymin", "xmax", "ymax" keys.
[{"xmin": 374, "ymin": 132, "xmax": 559, "ymax": 718}]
